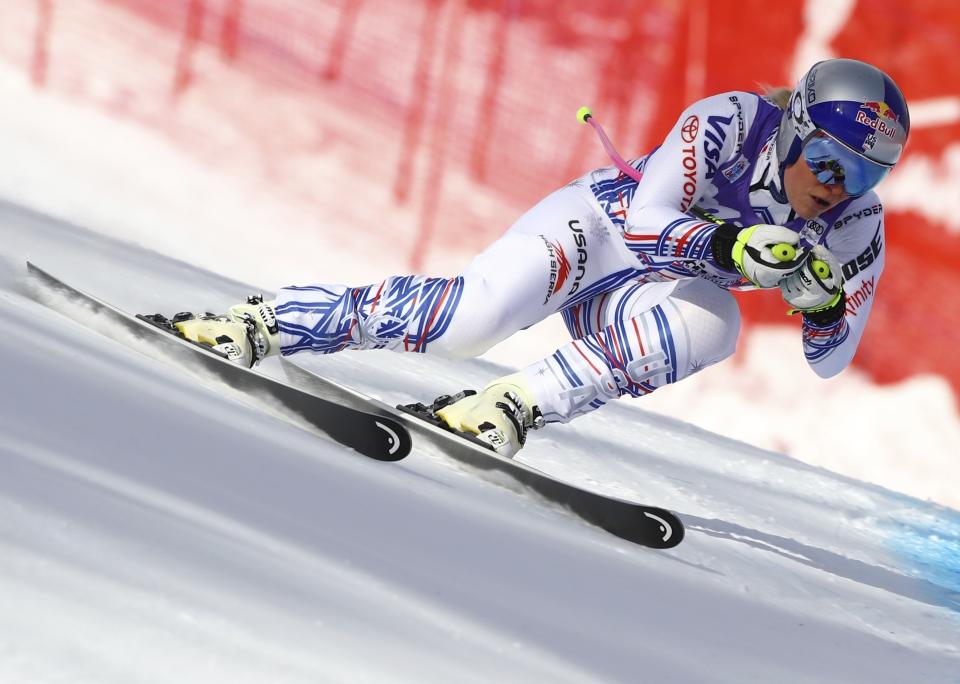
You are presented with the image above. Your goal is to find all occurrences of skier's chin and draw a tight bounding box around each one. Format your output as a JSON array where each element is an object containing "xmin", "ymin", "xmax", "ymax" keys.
[{"xmin": 794, "ymin": 195, "xmax": 834, "ymax": 220}]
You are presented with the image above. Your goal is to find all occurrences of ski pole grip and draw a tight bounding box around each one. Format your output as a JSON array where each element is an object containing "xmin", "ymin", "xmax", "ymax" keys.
[
  {"xmin": 810, "ymin": 259, "xmax": 831, "ymax": 278},
  {"xmin": 771, "ymin": 243, "xmax": 798, "ymax": 262}
]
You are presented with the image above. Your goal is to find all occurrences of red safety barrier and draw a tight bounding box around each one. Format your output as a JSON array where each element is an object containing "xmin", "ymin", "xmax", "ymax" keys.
[{"xmin": 2, "ymin": 0, "xmax": 959, "ymax": 400}]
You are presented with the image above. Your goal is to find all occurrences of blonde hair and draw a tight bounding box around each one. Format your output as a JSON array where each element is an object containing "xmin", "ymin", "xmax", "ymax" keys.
[{"xmin": 761, "ymin": 85, "xmax": 791, "ymax": 109}]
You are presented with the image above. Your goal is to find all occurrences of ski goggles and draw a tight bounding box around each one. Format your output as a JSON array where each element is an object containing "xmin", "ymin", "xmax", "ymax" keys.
[{"xmin": 802, "ymin": 131, "xmax": 893, "ymax": 197}]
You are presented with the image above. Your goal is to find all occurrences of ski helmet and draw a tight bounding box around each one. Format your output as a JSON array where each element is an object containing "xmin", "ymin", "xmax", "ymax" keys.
[{"xmin": 776, "ymin": 58, "xmax": 909, "ymax": 197}]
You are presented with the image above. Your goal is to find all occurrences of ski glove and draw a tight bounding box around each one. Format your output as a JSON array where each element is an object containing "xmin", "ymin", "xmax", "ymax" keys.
[
  {"xmin": 711, "ymin": 222, "xmax": 805, "ymax": 288},
  {"xmin": 780, "ymin": 246, "xmax": 847, "ymax": 325}
]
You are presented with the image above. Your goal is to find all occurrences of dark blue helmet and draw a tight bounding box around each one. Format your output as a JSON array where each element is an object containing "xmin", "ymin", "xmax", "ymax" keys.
[{"xmin": 777, "ymin": 59, "xmax": 910, "ymax": 196}]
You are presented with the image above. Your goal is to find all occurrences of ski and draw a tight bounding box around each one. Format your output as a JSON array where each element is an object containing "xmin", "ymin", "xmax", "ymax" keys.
[
  {"xmin": 25, "ymin": 262, "xmax": 411, "ymax": 462},
  {"xmin": 399, "ymin": 400, "xmax": 684, "ymax": 549},
  {"xmin": 26, "ymin": 261, "xmax": 683, "ymax": 548},
  {"xmin": 276, "ymin": 362, "xmax": 684, "ymax": 549}
]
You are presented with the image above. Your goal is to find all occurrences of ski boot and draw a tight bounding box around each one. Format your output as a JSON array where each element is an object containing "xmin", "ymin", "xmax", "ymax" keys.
[
  {"xmin": 405, "ymin": 372, "xmax": 545, "ymax": 457},
  {"xmin": 141, "ymin": 295, "xmax": 280, "ymax": 368}
]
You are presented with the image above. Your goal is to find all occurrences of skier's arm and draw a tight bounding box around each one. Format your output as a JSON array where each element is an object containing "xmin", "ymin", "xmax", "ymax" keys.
[
  {"xmin": 794, "ymin": 201, "xmax": 886, "ymax": 378},
  {"xmin": 623, "ymin": 93, "xmax": 751, "ymax": 264}
]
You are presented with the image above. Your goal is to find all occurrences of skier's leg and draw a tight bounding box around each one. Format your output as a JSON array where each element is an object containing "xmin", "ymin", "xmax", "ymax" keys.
[
  {"xmin": 435, "ymin": 277, "xmax": 740, "ymax": 455},
  {"xmin": 524, "ymin": 277, "xmax": 741, "ymax": 422},
  {"xmin": 275, "ymin": 236, "xmax": 543, "ymax": 360},
  {"xmin": 165, "ymin": 183, "xmax": 634, "ymax": 369},
  {"xmin": 275, "ymin": 183, "xmax": 637, "ymax": 360}
]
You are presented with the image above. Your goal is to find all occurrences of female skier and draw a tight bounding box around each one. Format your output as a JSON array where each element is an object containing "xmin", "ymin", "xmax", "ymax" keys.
[{"xmin": 171, "ymin": 58, "xmax": 910, "ymax": 456}]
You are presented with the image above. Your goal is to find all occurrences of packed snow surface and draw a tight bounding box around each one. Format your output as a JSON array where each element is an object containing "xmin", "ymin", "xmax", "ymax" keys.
[{"xmin": 1, "ymin": 202, "xmax": 958, "ymax": 683}]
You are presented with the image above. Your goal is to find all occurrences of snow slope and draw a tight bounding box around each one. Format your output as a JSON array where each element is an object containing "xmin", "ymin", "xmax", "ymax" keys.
[{"xmin": 1, "ymin": 201, "xmax": 958, "ymax": 682}]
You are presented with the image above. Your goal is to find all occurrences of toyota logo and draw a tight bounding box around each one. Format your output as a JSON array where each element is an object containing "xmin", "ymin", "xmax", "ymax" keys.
[{"xmin": 681, "ymin": 115, "xmax": 700, "ymax": 143}]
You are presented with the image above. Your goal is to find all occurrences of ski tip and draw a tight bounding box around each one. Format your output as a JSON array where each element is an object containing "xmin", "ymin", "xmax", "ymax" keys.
[
  {"xmin": 641, "ymin": 509, "xmax": 685, "ymax": 548},
  {"xmin": 371, "ymin": 417, "xmax": 412, "ymax": 461}
]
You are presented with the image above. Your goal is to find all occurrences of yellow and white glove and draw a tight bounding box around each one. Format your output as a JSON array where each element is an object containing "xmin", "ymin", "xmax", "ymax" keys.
[
  {"xmin": 711, "ymin": 222, "xmax": 806, "ymax": 288},
  {"xmin": 780, "ymin": 246, "xmax": 846, "ymax": 324}
]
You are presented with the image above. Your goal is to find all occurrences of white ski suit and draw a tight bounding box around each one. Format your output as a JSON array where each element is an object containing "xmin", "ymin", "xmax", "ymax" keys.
[{"xmin": 276, "ymin": 92, "xmax": 885, "ymax": 423}]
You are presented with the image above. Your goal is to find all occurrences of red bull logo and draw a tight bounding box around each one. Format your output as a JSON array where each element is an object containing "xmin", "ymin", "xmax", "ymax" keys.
[
  {"xmin": 861, "ymin": 100, "xmax": 900, "ymax": 122},
  {"xmin": 856, "ymin": 101, "xmax": 900, "ymax": 138}
]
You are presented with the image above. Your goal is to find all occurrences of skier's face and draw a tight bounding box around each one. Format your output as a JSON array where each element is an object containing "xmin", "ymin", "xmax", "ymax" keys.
[{"xmin": 783, "ymin": 157, "xmax": 849, "ymax": 219}]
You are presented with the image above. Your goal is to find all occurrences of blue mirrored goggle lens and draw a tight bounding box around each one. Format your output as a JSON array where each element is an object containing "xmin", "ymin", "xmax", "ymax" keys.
[{"xmin": 803, "ymin": 135, "xmax": 892, "ymax": 197}]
